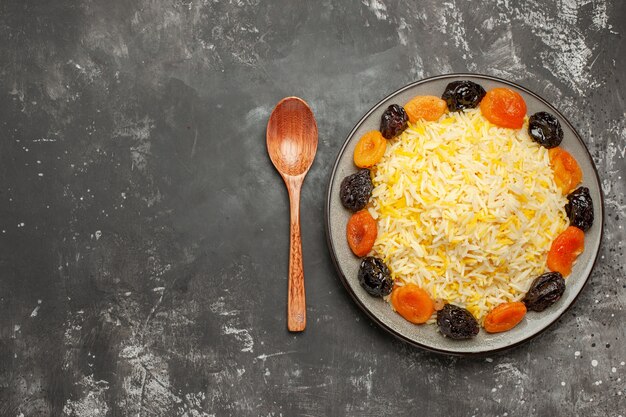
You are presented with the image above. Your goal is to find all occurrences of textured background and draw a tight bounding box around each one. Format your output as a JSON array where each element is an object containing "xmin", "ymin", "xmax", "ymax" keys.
[{"xmin": 0, "ymin": 0, "xmax": 624, "ymax": 416}]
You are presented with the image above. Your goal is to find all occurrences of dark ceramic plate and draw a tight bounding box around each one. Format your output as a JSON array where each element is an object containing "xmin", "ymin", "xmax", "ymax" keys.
[{"xmin": 325, "ymin": 74, "xmax": 603, "ymax": 355}]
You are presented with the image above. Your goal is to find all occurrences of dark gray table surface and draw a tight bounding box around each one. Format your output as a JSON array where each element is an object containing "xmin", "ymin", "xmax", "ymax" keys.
[{"xmin": 1, "ymin": 1, "xmax": 625, "ymax": 416}]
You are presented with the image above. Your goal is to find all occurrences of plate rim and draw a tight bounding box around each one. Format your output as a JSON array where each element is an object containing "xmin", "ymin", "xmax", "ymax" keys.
[{"xmin": 324, "ymin": 72, "xmax": 605, "ymax": 356}]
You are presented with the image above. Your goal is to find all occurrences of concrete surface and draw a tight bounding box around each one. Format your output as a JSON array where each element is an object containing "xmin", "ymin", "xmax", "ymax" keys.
[{"xmin": 0, "ymin": 0, "xmax": 624, "ymax": 416}]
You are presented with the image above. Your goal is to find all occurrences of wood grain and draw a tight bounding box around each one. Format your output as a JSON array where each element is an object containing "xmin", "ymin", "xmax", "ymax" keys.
[
  {"xmin": 266, "ymin": 97, "xmax": 318, "ymax": 332},
  {"xmin": 286, "ymin": 176, "xmax": 306, "ymax": 331}
]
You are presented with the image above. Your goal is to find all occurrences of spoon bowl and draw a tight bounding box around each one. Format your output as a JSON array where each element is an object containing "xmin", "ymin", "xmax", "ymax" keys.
[
  {"xmin": 267, "ymin": 97, "xmax": 318, "ymax": 177},
  {"xmin": 266, "ymin": 97, "xmax": 318, "ymax": 332}
]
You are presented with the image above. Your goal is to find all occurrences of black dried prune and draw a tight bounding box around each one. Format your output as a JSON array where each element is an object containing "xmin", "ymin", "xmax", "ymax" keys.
[
  {"xmin": 340, "ymin": 169, "xmax": 373, "ymax": 211},
  {"xmin": 380, "ymin": 104, "xmax": 408, "ymax": 139},
  {"xmin": 441, "ymin": 80, "xmax": 486, "ymax": 112},
  {"xmin": 565, "ymin": 187, "xmax": 594, "ymax": 232},
  {"xmin": 528, "ymin": 111, "xmax": 563, "ymax": 148},
  {"xmin": 436, "ymin": 304, "xmax": 479, "ymax": 339},
  {"xmin": 358, "ymin": 257, "xmax": 393, "ymax": 297},
  {"xmin": 523, "ymin": 272, "xmax": 565, "ymax": 312}
]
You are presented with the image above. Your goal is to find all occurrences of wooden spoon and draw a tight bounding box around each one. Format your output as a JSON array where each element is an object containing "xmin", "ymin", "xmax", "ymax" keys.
[{"xmin": 266, "ymin": 97, "xmax": 318, "ymax": 332}]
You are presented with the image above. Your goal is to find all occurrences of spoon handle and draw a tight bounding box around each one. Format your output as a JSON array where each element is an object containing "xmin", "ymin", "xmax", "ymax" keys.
[{"xmin": 286, "ymin": 177, "xmax": 306, "ymax": 332}]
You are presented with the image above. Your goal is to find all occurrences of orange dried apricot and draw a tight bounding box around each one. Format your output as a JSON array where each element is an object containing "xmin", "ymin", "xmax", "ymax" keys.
[
  {"xmin": 483, "ymin": 302, "xmax": 527, "ymax": 333},
  {"xmin": 404, "ymin": 95, "xmax": 447, "ymax": 123},
  {"xmin": 346, "ymin": 209, "xmax": 378, "ymax": 257},
  {"xmin": 353, "ymin": 131, "xmax": 386, "ymax": 168},
  {"xmin": 547, "ymin": 226, "xmax": 585, "ymax": 277},
  {"xmin": 391, "ymin": 284, "xmax": 434, "ymax": 324},
  {"xmin": 548, "ymin": 147, "xmax": 583, "ymax": 194},
  {"xmin": 480, "ymin": 88, "xmax": 527, "ymax": 129}
]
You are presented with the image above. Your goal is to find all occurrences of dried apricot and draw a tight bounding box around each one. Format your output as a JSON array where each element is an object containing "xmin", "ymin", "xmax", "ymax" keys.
[
  {"xmin": 547, "ymin": 226, "xmax": 585, "ymax": 277},
  {"xmin": 353, "ymin": 131, "xmax": 387, "ymax": 168},
  {"xmin": 483, "ymin": 302, "xmax": 527, "ymax": 333},
  {"xmin": 480, "ymin": 88, "xmax": 527, "ymax": 129},
  {"xmin": 346, "ymin": 210, "xmax": 378, "ymax": 257},
  {"xmin": 404, "ymin": 95, "xmax": 447, "ymax": 123},
  {"xmin": 391, "ymin": 284, "xmax": 434, "ymax": 324},
  {"xmin": 548, "ymin": 147, "xmax": 583, "ymax": 194}
]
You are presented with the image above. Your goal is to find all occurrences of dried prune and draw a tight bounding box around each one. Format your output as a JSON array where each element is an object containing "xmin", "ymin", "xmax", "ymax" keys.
[
  {"xmin": 358, "ymin": 257, "xmax": 393, "ymax": 297},
  {"xmin": 523, "ymin": 272, "xmax": 565, "ymax": 312},
  {"xmin": 340, "ymin": 169, "xmax": 373, "ymax": 211},
  {"xmin": 436, "ymin": 304, "xmax": 479, "ymax": 339},
  {"xmin": 441, "ymin": 80, "xmax": 486, "ymax": 112},
  {"xmin": 529, "ymin": 111, "xmax": 563, "ymax": 148},
  {"xmin": 380, "ymin": 104, "xmax": 408, "ymax": 139},
  {"xmin": 565, "ymin": 187, "xmax": 594, "ymax": 232}
]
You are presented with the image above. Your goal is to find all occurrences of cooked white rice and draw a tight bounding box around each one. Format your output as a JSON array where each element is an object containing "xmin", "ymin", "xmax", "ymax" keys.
[{"xmin": 369, "ymin": 108, "xmax": 568, "ymax": 323}]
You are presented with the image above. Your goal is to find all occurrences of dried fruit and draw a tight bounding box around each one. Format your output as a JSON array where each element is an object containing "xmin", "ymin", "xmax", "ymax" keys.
[
  {"xmin": 380, "ymin": 104, "xmax": 409, "ymax": 139},
  {"xmin": 340, "ymin": 169, "xmax": 373, "ymax": 211},
  {"xmin": 565, "ymin": 187, "xmax": 594, "ymax": 232},
  {"xmin": 441, "ymin": 80, "xmax": 486, "ymax": 111},
  {"xmin": 353, "ymin": 131, "xmax": 387, "ymax": 168},
  {"xmin": 523, "ymin": 272, "xmax": 566, "ymax": 312},
  {"xmin": 346, "ymin": 210, "xmax": 378, "ymax": 257},
  {"xmin": 529, "ymin": 111, "xmax": 563, "ymax": 148},
  {"xmin": 547, "ymin": 226, "xmax": 585, "ymax": 277},
  {"xmin": 480, "ymin": 88, "xmax": 527, "ymax": 129},
  {"xmin": 549, "ymin": 147, "xmax": 583, "ymax": 194},
  {"xmin": 358, "ymin": 257, "xmax": 393, "ymax": 297},
  {"xmin": 483, "ymin": 302, "xmax": 527, "ymax": 333},
  {"xmin": 390, "ymin": 284, "xmax": 434, "ymax": 324},
  {"xmin": 404, "ymin": 95, "xmax": 447, "ymax": 123},
  {"xmin": 436, "ymin": 304, "xmax": 479, "ymax": 339}
]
